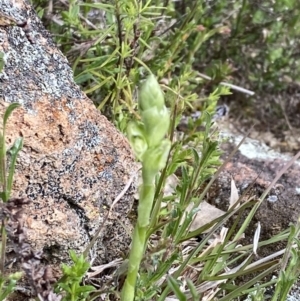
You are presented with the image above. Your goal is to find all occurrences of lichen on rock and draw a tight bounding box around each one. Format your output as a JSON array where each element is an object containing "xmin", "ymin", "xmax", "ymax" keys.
[{"xmin": 0, "ymin": 0, "xmax": 137, "ymax": 270}]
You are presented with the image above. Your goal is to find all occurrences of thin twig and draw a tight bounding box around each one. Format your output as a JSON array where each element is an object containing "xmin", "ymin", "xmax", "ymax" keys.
[
  {"xmin": 197, "ymin": 72, "xmax": 255, "ymax": 96},
  {"xmin": 279, "ymin": 100, "xmax": 293, "ymax": 131},
  {"xmin": 83, "ymin": 175, "xmax": 135, "ymax": 258},
  {"xmin": 259, "ymin": 150, "xmax": 300, "ymax": 202},
  {"xmin": 246, "ymin": 245, "xmax": 296, "ymax": 270}
]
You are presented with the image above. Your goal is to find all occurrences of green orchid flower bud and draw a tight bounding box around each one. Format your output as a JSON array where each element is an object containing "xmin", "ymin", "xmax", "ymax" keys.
[
  {"xmin": 142, "ymin": 106, "xmax": 170, "ymax": 147},
  {"xmin": 127, "ymin": 121, "xmax": 148, "ymax": 160},
  {"xmin": 139, "ymin": 74, "xmax": 165, "ymax": 112},
  {"xmin": 142, "ymin": 140, "xmax": 171, "ymax": 179}
]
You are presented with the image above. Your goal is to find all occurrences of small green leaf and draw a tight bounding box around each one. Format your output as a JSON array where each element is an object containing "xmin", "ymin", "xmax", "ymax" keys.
[
  {"xmin": 7, "ymin": 137, "xmax": 23, "ymax": 198},
  {"xmin": 3, "ymin": 103, "xmax": 21, "ymax": 129},
  {"xmin": 37, "ymin": 8, "xmax": 45, "ymax": 19},
  {"xmin": 69, "ymin": 250, "xmax": 78, "ymax": 263},
  {"xmin": 76, "ymin": 285, "xmax": 95, "ymax": 293},
  {"xmin": 57, "ymin": 282, "xmax": 70, "ymax": 292},
  {"xmin": 186, "ymin": 279, "xmax": 199, "ymax": 299},
  {"xmin": 167, "ymin": 276, "xmax": 186, "ymax": 301}
]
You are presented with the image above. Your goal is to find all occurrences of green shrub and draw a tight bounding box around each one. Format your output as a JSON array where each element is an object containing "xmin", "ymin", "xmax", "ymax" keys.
[{"xmin": 195, "ymin": 0, "xmax": 300, "ymax": 92}]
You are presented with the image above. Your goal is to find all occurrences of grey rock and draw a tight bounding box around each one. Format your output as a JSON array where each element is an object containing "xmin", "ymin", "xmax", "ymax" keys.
[{"xmin": 0, "ymin": 0, "xmax": 137, "ymax": 274}]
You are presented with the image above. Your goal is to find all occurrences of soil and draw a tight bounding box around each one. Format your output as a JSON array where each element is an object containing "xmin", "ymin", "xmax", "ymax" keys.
[
  {"xmin": 222, "ymin": 87, "xmax": 300, "ymax": 154},
  {"xmin": 217, "ymin": 87, "xmax": 300, "ymax": 154}
]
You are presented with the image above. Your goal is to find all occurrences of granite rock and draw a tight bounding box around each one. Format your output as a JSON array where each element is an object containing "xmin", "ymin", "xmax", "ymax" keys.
[{"xmin": 0, "ymin": 0, "xmax": 137, "ymax": 271}]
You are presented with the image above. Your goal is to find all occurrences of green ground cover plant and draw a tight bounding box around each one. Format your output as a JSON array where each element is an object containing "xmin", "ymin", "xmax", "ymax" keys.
[
  {"xmin": 1, "ymin": 0, "xmax": 300, "ymax": 300},
  {"xmin": 0, "ymin": 103, "xmax": 24, "ymax": 300}
]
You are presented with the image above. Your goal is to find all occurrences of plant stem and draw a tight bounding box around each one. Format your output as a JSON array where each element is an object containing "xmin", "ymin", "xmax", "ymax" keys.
[
  {"xmin": 0, "ymin": 133, "xmax": 7, "ymax": 200},
  {"xmin": 0, "ymin": 131, "xmax": 7, "ymax": 274},
  {"xmin": 0, "ymin": 219, "xmax": 7, "ymax": 274},
  {"xmin": 121, "ymin": 225, "xmax": 147, "ymax": 301},
  {"xmin": 121, "ymin": 170, "xmax": 155, "ymax": 301}
]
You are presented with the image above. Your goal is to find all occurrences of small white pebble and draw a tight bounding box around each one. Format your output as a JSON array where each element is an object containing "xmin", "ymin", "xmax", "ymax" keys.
[{"xmin": 267, "ymin": 195, "xmax": 278, "ymax": 203}]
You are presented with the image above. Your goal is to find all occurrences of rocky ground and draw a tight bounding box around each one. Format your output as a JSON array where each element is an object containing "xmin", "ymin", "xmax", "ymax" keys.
[
  {"xmin": 225, "ymin": 88, "xmax": 300, "ymax": 154},
  {"xmin": 215, "ymin": 88, "xmax": 300, "ymax": 300}
]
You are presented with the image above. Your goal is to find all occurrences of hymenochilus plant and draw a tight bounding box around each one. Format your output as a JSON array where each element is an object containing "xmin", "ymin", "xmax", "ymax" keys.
[{"xmin": 121, "ymin": 75, "xmax": 171, "ymax": 301}]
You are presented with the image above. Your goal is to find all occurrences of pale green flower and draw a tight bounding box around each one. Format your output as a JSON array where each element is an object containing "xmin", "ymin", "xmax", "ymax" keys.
[
  {"xmin": 127, "ymin": 122, "xmax": 148, "ymax": 160},
  {"xmin": 139, "ymin": 74, "xmax": 165, "ymax": 112},
  {"xmin": 142, "ymin": 106, "xmax": 170, "ymax": 147}
]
